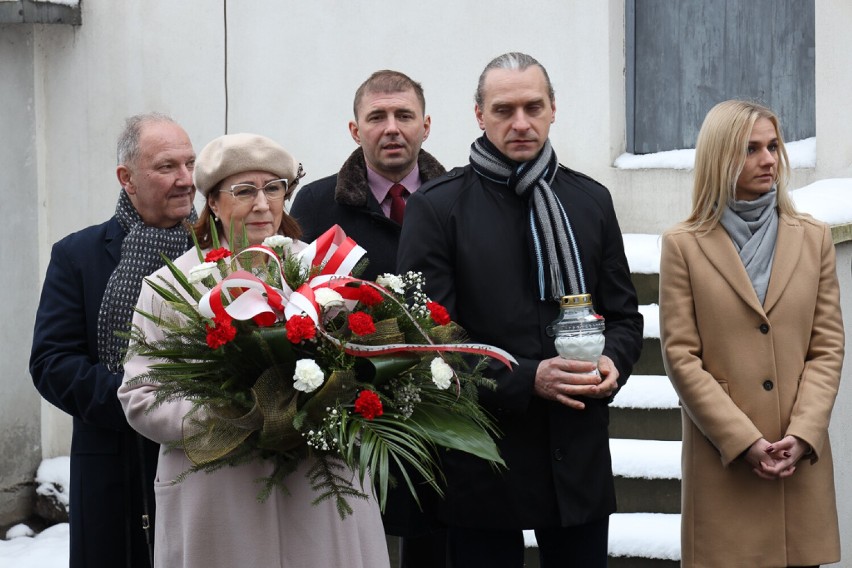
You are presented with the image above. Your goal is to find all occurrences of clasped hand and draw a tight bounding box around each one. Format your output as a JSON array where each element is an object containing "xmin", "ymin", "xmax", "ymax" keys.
[
  {"xmin": 534, "ymin": 355, "xmax": 619, "ymax": 410},
  {"xmin": 743, "ymin": 436, "xmax": 810, "ymax": 480}
]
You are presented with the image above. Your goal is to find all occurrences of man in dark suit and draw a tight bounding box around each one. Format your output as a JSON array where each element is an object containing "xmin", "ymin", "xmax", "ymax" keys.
[
  {"xmin": 397, "ymin": 53, "xmax": 644, "ymax": 568},
  {"xmin": 30, "ymin": 113, "xmax": 197, "ymax": 568},
  {"xmin": 290, "ymin": 71, "xmax": 446, "ymax": 567}
]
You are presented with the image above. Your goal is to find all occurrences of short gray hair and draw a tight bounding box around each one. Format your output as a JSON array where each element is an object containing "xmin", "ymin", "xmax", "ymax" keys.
[
  {"xmin": 116, "ymin": 112, "xmax": 176, "ymax": 166},
  {"xmin": 474, "ymin": 52, "xmax": 555, "ymax": 108}
]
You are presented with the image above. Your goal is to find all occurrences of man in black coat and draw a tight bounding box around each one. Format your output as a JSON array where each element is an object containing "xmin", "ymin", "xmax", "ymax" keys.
[
  {"xmin": 397, "ymin": 53, "xmax": 643, "ymax": 568},
  {"xmin": 290, "ymin": 70, "xmax": 446, "ymax": 568},
  {"xmin": 30, "ymin": 113, "xmax": 197, "ymax": 568}
]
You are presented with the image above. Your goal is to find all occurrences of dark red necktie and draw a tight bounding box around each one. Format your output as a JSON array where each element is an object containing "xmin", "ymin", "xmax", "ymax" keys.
[{"xmin": 388, "ymin": 183, "xmax": 408, "ymax": 225}]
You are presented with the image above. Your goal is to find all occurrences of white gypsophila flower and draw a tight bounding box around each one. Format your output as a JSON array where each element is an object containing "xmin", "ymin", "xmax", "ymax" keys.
[
  {"xmin": 187, "ymin": 261, "xmax": 218, "ymax": 283},
  {"xmin": 263, "ymin": 235, "xmax": 292, "ymax": 249},
  {"xmin": 430, "ymin": 357, "xmax": 454, "ymax": 390},
  {"xmin": 314, "ymin": 288, "xmax": 345, "ymax": 310},
  {"xmin": 293, "ymin": 359, "xmax": 325, "ymax": 393},
  {"xmin": 376, "ymin": 273, "xmax": 405, "ymax": 294}
]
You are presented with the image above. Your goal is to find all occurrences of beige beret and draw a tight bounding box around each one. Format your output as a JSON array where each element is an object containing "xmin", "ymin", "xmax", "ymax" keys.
[{"xmin": 193, "ymin": 133, "xmax": 300, "ymax": 196}]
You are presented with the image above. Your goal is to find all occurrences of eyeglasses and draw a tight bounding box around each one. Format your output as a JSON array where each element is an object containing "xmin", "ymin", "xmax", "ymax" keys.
[{"xmin": 224, "ymin": 178, "xmax": 291, "ymax": 203}]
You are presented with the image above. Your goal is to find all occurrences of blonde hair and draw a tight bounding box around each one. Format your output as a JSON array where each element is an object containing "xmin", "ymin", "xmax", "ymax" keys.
[{"xmin": 685, "ymin": 100, "xmax": 799, "ymax": 231}]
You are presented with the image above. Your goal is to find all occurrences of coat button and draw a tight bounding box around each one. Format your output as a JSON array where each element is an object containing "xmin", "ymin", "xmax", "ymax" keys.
[
  {"xmin": 759, "ymin": 323, "xmax": 770, "ymax": 334},
  {"xmin": 763, "ymin": 380, "xmax": 774, "ymax": 391},
  {"xmin": 553, "ymin": 449, "xmax": 563, "ymax": 461}
]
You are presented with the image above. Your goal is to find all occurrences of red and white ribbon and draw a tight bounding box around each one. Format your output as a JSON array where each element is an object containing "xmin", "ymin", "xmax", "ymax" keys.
[
  {"xmin": 286, "ymin": 226, "xmax": 366, "ymax": 325},
  {"xmin": 197, "ymin": 225, "xmax": 365, "ymax": 327},
  {"xmin": 340, "ymin": 340, "xmax": 518, "ymax": 370}
]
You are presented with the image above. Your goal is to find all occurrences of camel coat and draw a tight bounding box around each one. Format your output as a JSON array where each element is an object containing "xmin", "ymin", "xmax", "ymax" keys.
[{"xmin": 659, "ymin": 214, "xmax": 843, "ymax": 567}]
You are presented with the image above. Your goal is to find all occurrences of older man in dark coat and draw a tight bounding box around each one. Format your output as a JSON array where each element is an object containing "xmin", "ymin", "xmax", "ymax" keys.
[
  {"xmin": 397, "ymin": 53, "xmax": 643, "ymax": 568},
  {"xmin": 30, "ymin": 113, "xmax": 197, "ymax": 568}
]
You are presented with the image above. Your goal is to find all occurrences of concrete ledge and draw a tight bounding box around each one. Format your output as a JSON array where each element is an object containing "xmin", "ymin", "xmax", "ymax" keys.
[
  {"xmin": 615, "ymin": 477, "xmax": 681, "ymax": 514},
  {"xmin": 831, "ymin": 222, "xmax": 852, "ymax": 244},
  {"xmin": 0, "ymin": 1, "xmax": 81, "ymax": 25},
  {"xmin": 634, "ymin": 338, "xmax": 664, "ymax": 375},
  {"xmin": 610, "ymin": 407, "xmax": 681, "ymax": 441}
]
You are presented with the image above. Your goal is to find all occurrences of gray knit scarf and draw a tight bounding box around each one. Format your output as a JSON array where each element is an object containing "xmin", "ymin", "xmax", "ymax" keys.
[
  {"xmin": 97, "ymin": 190, "xmax": 197, "ymax": 372},
  {"xmin": 719, "ymin": 188, "xmax": 778, "ymax": 305},
  {"xmin": 470, "ymin": 135, "xmax": 586, "ymax": 300}
]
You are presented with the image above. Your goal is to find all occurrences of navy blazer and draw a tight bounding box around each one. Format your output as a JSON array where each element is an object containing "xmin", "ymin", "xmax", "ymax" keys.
[{"xmin": 30, "ymin": 217, "xmax": 158, "ymax": 568}]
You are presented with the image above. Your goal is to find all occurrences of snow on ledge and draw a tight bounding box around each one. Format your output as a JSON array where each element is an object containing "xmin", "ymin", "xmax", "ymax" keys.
[
  {"xmin": 523, "ymin": 513, "xmax": 681, "ymax": 561},
  {"xmin": 624, "ymin": 233, "xmax": 662, "ymax": 274},
  {"xmin": 791, "ymin": 178, "xmax": 852, "ymax": 226},
  {"xmin": 610, "ymin": 439, "xmax": 682, "ymax": 480},
  {"xmin": 614, "ymin": 137, "xmax": 815, "ymax": 171},
  {"xmin": 613, "ymin": 374, "xmax": 678, "ymax": 409},
  {"xmin": 31, "ymin": 0, "xmax": 80, "ymax": 6},
  {"xmin": 639, "ymin": 304, "xmax": 659, "ymax": 338},
  {"xmin": 35, "ymin": 456, "xmax": 70, "ymax": 511},
  {"xmin": 608, "ymin": 513, "xmax": 681, "ymax": 560}
]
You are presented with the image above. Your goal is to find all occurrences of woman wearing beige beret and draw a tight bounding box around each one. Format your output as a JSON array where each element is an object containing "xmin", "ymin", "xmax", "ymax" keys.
[
  {"xmin": 119, "ymin": 133, "xmax": 390, "ymax": 568},
  {"xmin": 659, "ymin": 101, "xmax": 843, "ymax": 567}
]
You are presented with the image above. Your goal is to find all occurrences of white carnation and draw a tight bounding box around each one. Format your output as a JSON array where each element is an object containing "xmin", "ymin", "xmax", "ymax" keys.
[
  {"xmin": 263, "ymin": 235, "xmax": 292, "ymax": 249},
  {"xmin": 430, "ymin": 357, "xmax": 453, "ymax": 390},
  {"xmin": 187, "ymin": 261, "xmax": 217, "ymax": 283},
  {"xmin": 314, "ymin": 288, "xmax": 345, "ymax": 310},
  {"xmin": 376, "ymin": 273, "xmax": 405, "ymax": 294},
  {"xmin": 293, "ymin": 359, "xmax": 324, "ymax": 393}
]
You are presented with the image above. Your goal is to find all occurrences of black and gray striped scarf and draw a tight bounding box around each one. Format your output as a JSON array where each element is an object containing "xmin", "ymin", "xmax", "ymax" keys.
[
  {"xmin": 469, "ymin": 135, "xmax": 586, "ymax": 300},
  {"xmin": 97, "ymin": 189, "xmax": 197, "ymax": 372}
]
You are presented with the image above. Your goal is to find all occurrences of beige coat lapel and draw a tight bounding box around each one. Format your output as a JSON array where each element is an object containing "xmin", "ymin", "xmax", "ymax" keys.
[
  {"xmin": 763, "ymin": 216, "xmax": 803, "ymax": 312},
  {"xmin": 695, "ymin": 225, "xmax": 765, "ymax": 314}
]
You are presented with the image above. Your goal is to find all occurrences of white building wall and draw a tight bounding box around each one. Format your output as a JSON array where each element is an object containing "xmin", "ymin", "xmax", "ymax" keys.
[{"xmin": 0, "ymin": 23, "xmax": 43, "ymax": 527}]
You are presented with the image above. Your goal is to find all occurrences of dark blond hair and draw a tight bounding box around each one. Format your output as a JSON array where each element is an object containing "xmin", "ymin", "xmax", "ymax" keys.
[
  {"xmin": 353, "ymin": 70, "xmax": 426, "ymax": 119},
  {"xmin": 686, "ymin": 100, "xmax": 799, "ymax": 230}
]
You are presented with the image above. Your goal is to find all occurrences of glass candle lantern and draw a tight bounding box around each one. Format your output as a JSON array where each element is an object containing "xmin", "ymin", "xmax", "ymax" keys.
[{"xmin": 546, "ymin": 294, "xmax": 605, "ymax": 364}]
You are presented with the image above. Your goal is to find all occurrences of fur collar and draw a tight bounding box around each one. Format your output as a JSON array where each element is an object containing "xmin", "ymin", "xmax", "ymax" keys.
[{"xmin": 334, "ymin": 147, "xmax": 446, "ymax": 207}]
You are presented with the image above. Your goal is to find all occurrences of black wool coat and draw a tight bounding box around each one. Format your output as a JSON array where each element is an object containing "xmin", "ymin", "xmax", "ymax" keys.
[
  {"xmin": 397, "ymin": 164, "xmax": 644, "ymax": 529},
  {"xmin": 30, "ymin": 217, "xmax": 159, "ymax": 568},
  {"xmin": 290, "ymin": 147, "xmax": 446, "ymax": 281}
]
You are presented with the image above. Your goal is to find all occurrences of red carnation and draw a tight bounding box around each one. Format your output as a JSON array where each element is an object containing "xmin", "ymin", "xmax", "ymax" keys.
[
  {"xmin": 286, "ymin": 315, "xmax": 316, "ymax": 343},
  {"xmin": 354, "ymin": 390, "xmax": 383, "ymax": 420},
  {"xmin": 426, "ymin": 301, "xmax": 451, "ymax": 326},
  {"xmin": 358, "ymin": 285, "xmax": 383, "ymax": 307},
  {"xmin": 348, "ymin": 312, "xmax": 376, "ymax": 336},
  {"xmin": 205, "ymin": 313, "xmax": 237, "ymax": 349},
  {"xmin": 205, "ymin": 247, "xmax": 232, "ymax": 262}
]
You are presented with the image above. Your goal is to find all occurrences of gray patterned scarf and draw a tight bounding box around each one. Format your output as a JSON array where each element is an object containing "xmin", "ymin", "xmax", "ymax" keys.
[
  {"xmin": 97, "ymin": 190, "xmax": 197, "ymax": 372},
  {"xmin": 470, "ymin": 135, "xmax": 586, "ymax": 300},
  {"xmin": 719, "ymin": 188, "xmax": 778, "ymax": 305}
]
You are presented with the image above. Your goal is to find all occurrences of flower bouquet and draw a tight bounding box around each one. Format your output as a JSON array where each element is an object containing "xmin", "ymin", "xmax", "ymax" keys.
[{"xmin": 126, "ymin": 224, "xmax": 514, "ymax": 518}]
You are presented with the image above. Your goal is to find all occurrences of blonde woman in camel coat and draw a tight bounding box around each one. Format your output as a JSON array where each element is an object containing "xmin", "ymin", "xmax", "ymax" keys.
[{"xmin": 660, "ymin": 101, "xmax": 843, "ymax": 567}]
